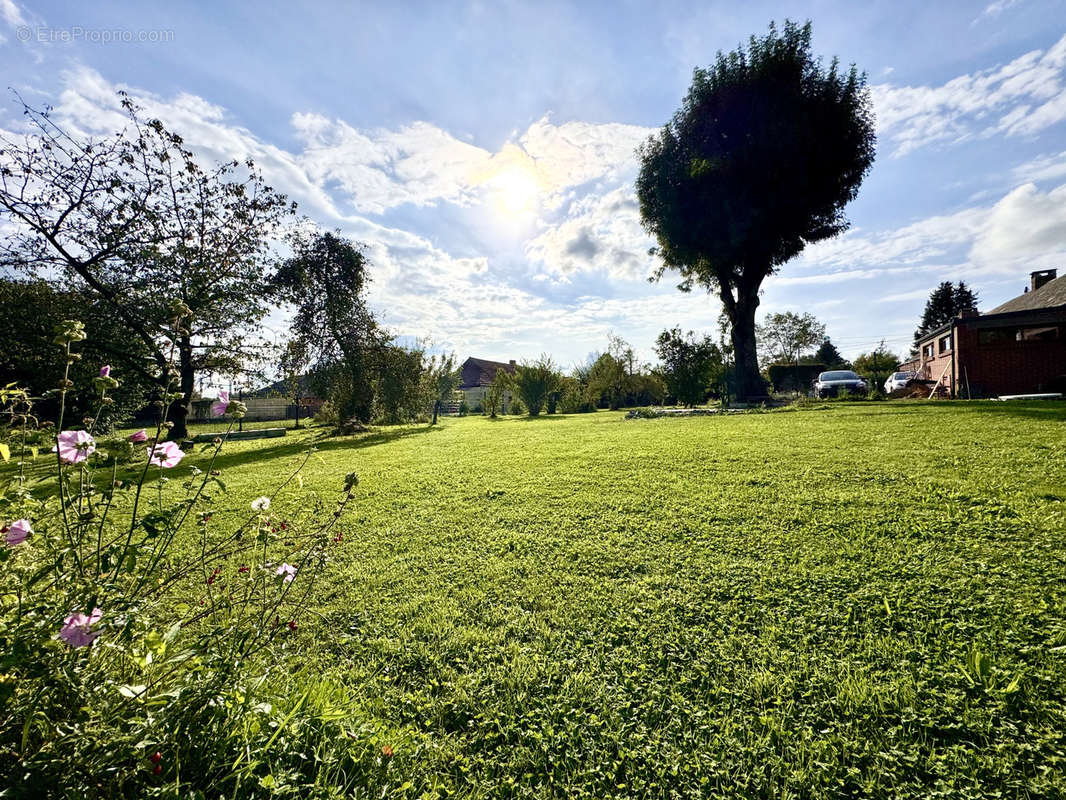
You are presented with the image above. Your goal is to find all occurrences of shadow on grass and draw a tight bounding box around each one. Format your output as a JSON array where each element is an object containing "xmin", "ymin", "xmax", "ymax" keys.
[
  {"xmin": 476, "ymin": 414, "xmax": 573, "ymax": 423},
  {"xmin": 811, "ymin": 399, "xmax": 1066, "ymax": 423},
  {"xmin": 948, "ymin": 399, "xmax": 1066, "ymax": 423},
  {"xmin": 196, "ymin": 423, "xmax": 444, "ymax": 473},
  {"xmin": 18, "ymin": 424, "xmax": 444, "ymax": 501}
]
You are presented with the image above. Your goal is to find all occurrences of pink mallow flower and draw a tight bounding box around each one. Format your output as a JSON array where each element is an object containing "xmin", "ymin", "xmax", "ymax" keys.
[
  {"xmin": 4, "ymin": 519, "xmax": 32, "ymax": 546},
  {"xmin": 99, "ymin": 365, "xmax": 111, "ymax": 378},
  {"xmin": 148, "ymin": 441, "xmax": 185, "ymax": 468},
  {"xmin": 54, "ymin": 430, "xmax": 96, "ymax": 464},
  {"xmin": 276, "ymin": 563, "xmax": 297, "ymax": 583},
  {"xmin": 211, "ymin": 391, "xmax": 230, "ymax": 417},
  {"xmin": 59, "ymin": 608, "xmax": 103, "ymax": 648},
  {"xmin": 128, "ymin": 429, "xmax": 148, "ymax": 443}
]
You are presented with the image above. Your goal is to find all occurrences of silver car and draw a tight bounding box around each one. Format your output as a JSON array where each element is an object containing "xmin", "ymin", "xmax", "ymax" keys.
[
  {"xmin": 884, "ymin": 371, "xmax": 916, "ymax": 393},
  {"xmin": 813, "ymin": 370, "xmax": 868, "ymax": 398}
]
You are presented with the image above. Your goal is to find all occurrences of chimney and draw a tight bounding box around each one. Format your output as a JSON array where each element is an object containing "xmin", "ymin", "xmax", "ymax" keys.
[
  {"xmin": 508, "ymin": 360, "xmax": 516, "ymax": 367},
  {"xmin": 1031, "ymin": 269, "xmax": 1057, "ymax": 292}
]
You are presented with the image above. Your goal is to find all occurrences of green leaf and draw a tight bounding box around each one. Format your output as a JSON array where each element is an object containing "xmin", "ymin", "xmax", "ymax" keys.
[
  {"xmin": 163, "ymin": 621, "xmax": 182, "ymax": 644},
  {"xmin": 0, "ymin": 443, "xmax": 9, "ymax": 462}
]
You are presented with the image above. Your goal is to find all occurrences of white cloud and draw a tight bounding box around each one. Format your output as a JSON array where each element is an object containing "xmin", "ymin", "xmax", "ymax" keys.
[
  {"xmin": 774, "ymin": 179, "xmax": 1066, "ymax": 290},
  {"xmin": 873, "ymin": 32, "xmax": 1066, "ymax": 156},
  {"xmin": 291, "ymin": 113, "xmax": 493, "ymax": 214},
  {"xmin": 970, "ymin": 182, "xmax": 1066, "ymax": 267},
  {"xmin": 1012, "ymin": 150, "xmax": 1066, "ymax": 183},
  {"xmin": 524, "ymin": 185, "xmax": 654, "ymax": 280},
  {"xmin": 518, "ymin": 117, "xmax": 651, "ymax": 205},
  {"xmin": 286, "ymin": 110, "xmax": 652, "ymax": 215},
  {"xmin": 0, "ymin": 0, "xmax": 26, "ymax": 27},
  {"xmin": 875, "ymin": 289, "xmax": 936, "ymax": 303},
  {"xmin": 973, "ymin": 0, "xmax": 1023, "ymax": 23}
]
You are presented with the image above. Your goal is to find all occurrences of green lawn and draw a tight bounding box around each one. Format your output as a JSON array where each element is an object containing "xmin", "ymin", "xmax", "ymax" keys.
[{"xmin": 93, "ymin": 403, "xmax": 1066, "ymax": 795}]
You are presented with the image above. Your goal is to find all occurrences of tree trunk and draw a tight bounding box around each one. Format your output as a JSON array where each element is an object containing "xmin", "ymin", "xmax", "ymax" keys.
[
  {"xmin": 431, "ymin": 399, "xmax": 440, "ymax": 426},
  {"xmin": 725, "ymin": 291, "xmax": 766, "ymax": 403},
  {"xmin": 167, "ymin": 338, "xmax": 195, "ymax": 441}
]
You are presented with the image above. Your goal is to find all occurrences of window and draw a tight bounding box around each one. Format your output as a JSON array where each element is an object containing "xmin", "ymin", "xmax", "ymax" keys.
[
  {"xmin": 978, "ymin": 327, "xmax": 1016, "ymax": 344},
  {"xmin": 923, "ymin": 343, "xmax": 934, "ymax": 358},
  {"xmin": 1019, "ymin": 325, "xmax": 1059, "ymax": 341},
  {"xmin": 938, "ymin": 334, "xmax": 952, "ymax": 353},
  {"xmin": 979, "ymin": 325, "xmax": 1061, "ymax": 343}
]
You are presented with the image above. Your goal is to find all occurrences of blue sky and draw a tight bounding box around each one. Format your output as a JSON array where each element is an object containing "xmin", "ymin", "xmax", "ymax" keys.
[{"xmin": 3, "ymin": 0, "xmax": 1066, "ymax": 367}]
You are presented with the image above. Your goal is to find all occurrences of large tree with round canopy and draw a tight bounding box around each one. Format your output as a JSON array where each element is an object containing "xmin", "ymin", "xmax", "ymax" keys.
[{"xmin": 637, "ymin": 20, "xmax": 876, "ymax": 400}]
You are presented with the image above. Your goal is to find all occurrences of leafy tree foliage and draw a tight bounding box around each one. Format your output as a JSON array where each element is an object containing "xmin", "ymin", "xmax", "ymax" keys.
[
  {"xmin": 511, "ymin": 356, "xmax": 560, "ymax": 417},
  {"xmin": 757, "ymin": 312, "xmax": 826, "ymax": 366},
  {"xmin": 426, "ymin": 353, "xmax": 461, "ymax": 425},
  {"xmin": 272, "ymin": 230, "xmax": 382, "ymax": 428},
  {"xmin": 375, "ymin": 344, "xmax": 425, "ymax": 425},
  {"xmin": 556, "ymin": 375, "xmax": 595, "ymax": 414},
  {"xmin": 636, "ymin": 21, "xmax": 875, "ymax": 400},
  {"xmin": 630, "ymin": 373, "xmax": 668, "ymax": 406},
  {"xmin": 814, "ymin": 338, "xmax": 848, "ymax": 369},
  {"xmin": 654, "ymin": 327, "xmax": 725, "ymax": 406},
  {"xmin": 585, "ymin": 335, "xmax": 637, "ymax": 410},
  {"xmin": 484, "ymin": 370, "xmax": 508, "ymax": 418},
  {"xmin": 358, "ymin": 342, "xmax": 459, "ymax": 426},
  {"xmin": 0, "ymin": 278, "xmax": 156, "ymax": 428},
  {"xmin": 586, "ymin": 352, "xmax": 629, "ymax": 411},
  {"xmin": 853, "ymin": 340, "xmax": 900, "ymax": 388},
  {"xmin": 583, "ymin": 335, "xmax": 666, "ymax": 410},
  {"xmin": 0, "ymin": 97, "xmax": 294, "ymax": 439},
  {"xmin": 914, "ymin": 281, "xmax": 980, "ymax": 345}
]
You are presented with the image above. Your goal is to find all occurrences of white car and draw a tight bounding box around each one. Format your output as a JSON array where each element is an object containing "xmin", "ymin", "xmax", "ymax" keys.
[
  {"xmin": 813, "ymin": 370, "xmax": 868, "ymax": 398},
  {"xmin": 884, "ymin": 371, "xmax": 916, "ymax": 393}
]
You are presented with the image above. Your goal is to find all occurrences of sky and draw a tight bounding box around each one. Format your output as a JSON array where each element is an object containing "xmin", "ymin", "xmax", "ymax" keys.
[{"xmin": 2, "ymin": 0, "xmax": 1066, "ymax": 369}]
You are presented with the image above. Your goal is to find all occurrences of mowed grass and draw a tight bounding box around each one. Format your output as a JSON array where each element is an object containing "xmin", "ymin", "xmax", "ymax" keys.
[{"xmin": 117, "ymin": 403, "xmax": 1066, "ymax": 795}]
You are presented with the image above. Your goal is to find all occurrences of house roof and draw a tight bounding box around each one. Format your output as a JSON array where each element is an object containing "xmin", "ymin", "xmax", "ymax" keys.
[
  {"xmin": 460, "ymin": 356, "xmax": 516, "ymax": 388},
  {"xmin": 914, "ymin": 319, "xmax": 956, "ymax": 346},
  {"xmin": 988, "ymin": 274, "xmax": 1066, "ymax": 314},
  {"xmin": 464, "ymin": 356, "xmax": 513, "ymax": 371}
]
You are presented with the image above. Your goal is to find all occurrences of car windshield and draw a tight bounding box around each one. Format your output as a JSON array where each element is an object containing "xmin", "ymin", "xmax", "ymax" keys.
[
  {"xmin": 819, "ymin": 371, "xmax": 860, "ymax": 381},
  {"xmin": 891, "ymin": 372, "xmax": 912, "ymax": 380}
]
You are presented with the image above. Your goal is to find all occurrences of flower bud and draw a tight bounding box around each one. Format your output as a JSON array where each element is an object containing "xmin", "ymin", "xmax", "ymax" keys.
[{"xmin": 53, "ymin": 319, "xmax": 87, "ymax": 345}]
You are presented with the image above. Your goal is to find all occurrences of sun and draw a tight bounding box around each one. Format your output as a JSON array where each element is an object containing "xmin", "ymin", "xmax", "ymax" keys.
[{"xmin": 494, "ymin": 167, "xmax": 539, "ymax": 216}]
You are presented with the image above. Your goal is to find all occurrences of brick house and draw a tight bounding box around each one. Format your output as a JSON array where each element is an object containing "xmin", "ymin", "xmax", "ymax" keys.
[
  {"xmin": 910, "ymin": 269, "xmax": 1066, "ymax": 397},
  {"xmin": 458, "ymin": 357, "xmax": 517, "ymax": 408}
]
